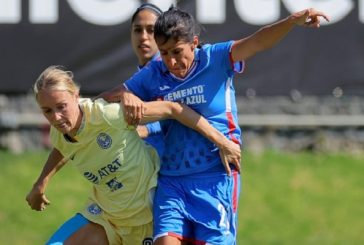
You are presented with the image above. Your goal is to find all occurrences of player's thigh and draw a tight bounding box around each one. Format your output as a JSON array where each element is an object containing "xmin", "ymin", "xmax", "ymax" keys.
[{"xmin": 65, "ymin": 222, "xmax": 108, "ymax": 245}]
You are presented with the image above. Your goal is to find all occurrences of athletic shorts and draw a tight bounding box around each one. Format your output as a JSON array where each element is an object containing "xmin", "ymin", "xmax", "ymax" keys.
[
  {"xmin": 46, "ymin": 213, "xmax": 89, "ymax": 245},
  {"xmin": 47, "ymin": 211, "xmax": 153, "ymax": 245},
  {"xmin": 153, "ymin": 171, "xmax": 240, "ymax": 245},
  {"xmin": 82, "ymin": 202, "xmax": 154, "ymax": 245}
]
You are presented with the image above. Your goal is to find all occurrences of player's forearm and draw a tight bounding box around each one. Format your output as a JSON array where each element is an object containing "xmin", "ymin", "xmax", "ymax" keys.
[
  {"xmin": 232, "ymin": 16, "xmax": 295, "ymax": 62},
  {"xmin": 233, "ymin": 9, "xmax": 329, "ymax": 62},
  {"xmin": 141, "ymin": 101, "xmax": 231, "ymax": 147},
  {"xmin": 33, "ymin": 148, "xmax": 67, "ymax": 192},
  {"xmin": 250, "ymin": 16, "xmax": 295, "ymax": 51},
  {"xmin": 169, "ymin": 103, "xmax": 233, "ymax": 148},
  {"xmin": 96, "ymin": 84, "xmax": 127, "ymax": 103}
]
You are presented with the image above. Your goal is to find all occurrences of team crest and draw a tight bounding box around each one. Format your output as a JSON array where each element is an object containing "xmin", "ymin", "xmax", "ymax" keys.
[
  {"xmin": 87, "ymin": 203, "xmax": 102, "ymax": 215},
  {"xmin": 97, "ymin": 133, "xmax": 112, "ymax": 149},
  {"xmin": 143, "ymin": 238, "xmax": 153, "ymax": 245}
]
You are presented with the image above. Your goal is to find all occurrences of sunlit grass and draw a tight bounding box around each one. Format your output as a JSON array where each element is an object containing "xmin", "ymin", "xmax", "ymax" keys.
[
  {"xmin": 238, "ymin": 151, "xmax": 364, "ymax": 244},
  {"xmin": 1, "ymin": 150, "xmax": 363, "ymax": 244}
]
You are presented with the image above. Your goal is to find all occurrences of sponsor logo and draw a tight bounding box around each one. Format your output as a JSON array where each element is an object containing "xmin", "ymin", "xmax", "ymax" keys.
[
  {"xmin": 164, "ymin": 85, "xmax": 207, "ymax": 105},
  {"xmin": 106, "ymin": 177, "xmax": 123, "ymax": 192},
  {"xmin": 84, "ymin": 171, "xmax": 99, "ymax": 184},
  {"xmin": 97, "ymin": 133, "xmax": 112, "ymax": 149},
  {"xmin": 83, "ymin": 158, "xmax": 122, "ymax": 184},
  {"xmin": 87, "ymin": 203, "xmax": 102, "ymax": 215},
  {"xmin": 159, "ymin": 85, "xmax": 170, "ymax": 91}
]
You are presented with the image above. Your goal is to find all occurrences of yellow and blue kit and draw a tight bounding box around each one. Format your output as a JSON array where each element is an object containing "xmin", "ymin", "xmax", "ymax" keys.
[{"xmin": 47, "ymin": 98, "xmax": 159, "ymax": 245}]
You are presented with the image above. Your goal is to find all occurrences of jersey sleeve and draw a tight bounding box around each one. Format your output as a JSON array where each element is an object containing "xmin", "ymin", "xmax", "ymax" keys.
[
  {"xmin": 93, "ymin": 99, "xmax": 131, "ymax": 130},
  {"xmin": 145, "ymin": 121, "xmax": 162, "ymax": 135},
  {"xmin": 210, "ymin": 41, "xmax": 244, "ymax": 74},
  {"xmin": 49, "ymin": 126, "xmax": 71, "ymax": 159},
  {"xmin": 49, "ymin": 126, "xmax": 61, "ymax": 151},
  {"xmin": 124, "ymin": 65, "xmax": 155, "ymax": 101}
]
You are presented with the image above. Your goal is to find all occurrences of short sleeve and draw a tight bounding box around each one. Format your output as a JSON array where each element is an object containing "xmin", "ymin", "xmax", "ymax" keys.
[
  {"xmin": 209, "ymin": 41, "xmax": 245, "ymax": 74},
  {"xmin": 93, "ymin": 99, "xmax": 130, "ymax": 130},
  {"xmin": 124, "ymin": 65, "xmax": 155, "ymax": 101}
]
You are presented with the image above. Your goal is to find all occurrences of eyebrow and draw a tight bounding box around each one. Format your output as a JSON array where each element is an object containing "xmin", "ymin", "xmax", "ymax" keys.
[
  {"xmin": 133, "ymin": 24, "xmax": 155, "ymax": 27},
  {"xmin": 40, "ymin": 106, "xmax": 51, "ymax": 110}
]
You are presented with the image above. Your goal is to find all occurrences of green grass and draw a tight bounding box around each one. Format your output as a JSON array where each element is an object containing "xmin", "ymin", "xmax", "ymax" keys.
[
  {"xmin": 0, "ymin": 150, "xmax": 89, "ymax": 245},
  {"xmin": 238, "ymin": 151, "xmax": 364, "ymax": 245},
  {"xmin": 1, "ymin": 150, "xmax": 363, "ymax": 244}
]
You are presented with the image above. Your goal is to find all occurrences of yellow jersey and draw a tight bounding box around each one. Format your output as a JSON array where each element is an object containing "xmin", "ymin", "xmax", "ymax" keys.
[{"xmin": 50, "ymin": 98, "xmax": 159, "ymax": 227}]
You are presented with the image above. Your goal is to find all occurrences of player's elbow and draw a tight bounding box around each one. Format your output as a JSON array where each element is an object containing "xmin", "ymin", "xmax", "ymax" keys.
[{"xmin": 169, "ymin": 102, "xmax": 184, "ymax": 119}]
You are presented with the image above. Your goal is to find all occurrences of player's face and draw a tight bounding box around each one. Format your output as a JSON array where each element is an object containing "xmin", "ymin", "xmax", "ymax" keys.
[
  {"xmin": 158, "ymin": 37, "xmax": 198, "ymax": 78},
  {"xmin": 37, "ymin": 90, "xmax": 81, "ymax": 136},
  {"xmin": 131, "ymin": 9, "xmax": 159, "ymax": 66}
]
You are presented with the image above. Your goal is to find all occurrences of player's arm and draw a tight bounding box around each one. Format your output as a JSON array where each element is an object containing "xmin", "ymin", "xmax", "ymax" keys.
[
  {"xmin": 137, "ymin": 122, "xmax": 162, "ymax": 138},
  {"xmin": 136, "ymin": 125, "xmax": 149, "ymax": 138},
  {"xmin": 141, "ymin": 101, "xmax": 241, "ymax": 175},
  {"xmin": 97, "ymin": 84, "xmax": 144, "ymax": 126},
  {"xmin": 231, "ymin": 8, "xmax": 329, "ymax": 62},
  {"xmin": 26, "ymin": 148, "xmax": 67, "ymax": 211}
]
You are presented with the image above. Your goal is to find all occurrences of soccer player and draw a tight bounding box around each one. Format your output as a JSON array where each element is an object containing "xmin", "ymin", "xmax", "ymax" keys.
[
  {"xmin": 26, "ymin": 4, "xmax": 165, "ymax": 244},
  {"xmin": 27, "ymin": 65, "xmax": 240, "ymax": 244},
  {"xmin": 103, "ymin": 7, "xmax": 329, "ymax": 245},
  {"xmin": 130, "ymin": 3, "xmax": 165, "ymax": 157}
]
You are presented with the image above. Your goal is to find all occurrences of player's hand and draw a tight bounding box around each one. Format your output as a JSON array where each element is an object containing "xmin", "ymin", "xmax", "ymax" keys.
[
  {"xmin": 218, "ymin": 140, "xmax": 241, "ymax": 176},
  {"xmin": 292, "ymin": 8, "xmax": 330, "ymax": 28},
  {"xmin": 95, "ymin": 85, "xmax": 124, "ymax": 103},
  {"xmin": 121, "ymin": 90, "xmax": 144, "ymax": 125},
  {"xmin": 26, "ymin": 186, "xmax": 50, "ymax": 211}
]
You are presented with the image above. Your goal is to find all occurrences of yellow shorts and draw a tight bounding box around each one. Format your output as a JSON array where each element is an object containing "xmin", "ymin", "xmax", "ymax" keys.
[
  {"xmin": 89, "ymin": 217, "xmax": 153, "ymax": 245},
  {"xmin": 81, "ymin": 202, "xmax": 153, "ymax": 245}
]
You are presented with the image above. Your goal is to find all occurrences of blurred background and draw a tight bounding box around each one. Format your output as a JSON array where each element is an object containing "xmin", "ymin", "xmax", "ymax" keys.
[
  {"xmin": 0, "ymin": 0, "xmax": 364, "ymax": 153},
  {"xmin": 0, "ymin": 0, "xmax": 363, "ymax": 244}
]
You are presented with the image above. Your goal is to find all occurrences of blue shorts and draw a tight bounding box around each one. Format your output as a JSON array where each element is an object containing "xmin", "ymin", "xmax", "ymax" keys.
[
  {"xmin": 153, "ymin": 171, "xmax": 241, "ymax": 245},
  {"xmin": 46, "ymin": 213, "xmax": 89, "ymax": 245}
]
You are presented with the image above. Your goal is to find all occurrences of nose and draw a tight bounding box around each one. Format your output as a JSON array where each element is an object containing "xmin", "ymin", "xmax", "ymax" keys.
[
  {"xmin": 168, "ymin": 57, "xmax": 177, "ymax": 67},
  {"xmin": 52, "ymin": 111, "xmax": 63, "ymax": 121},
  {"xmin": 140, "ymin": 29, "xmax": 148, "ymax": 40}
]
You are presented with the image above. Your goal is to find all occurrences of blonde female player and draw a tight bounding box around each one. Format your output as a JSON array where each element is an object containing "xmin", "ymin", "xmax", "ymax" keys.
[{"xmin": 27, "ymin": 65, "xmax": 240, "ymax": 244}]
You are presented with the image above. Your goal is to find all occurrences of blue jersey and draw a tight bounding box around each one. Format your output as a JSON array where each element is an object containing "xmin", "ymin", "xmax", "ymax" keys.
[
  {"xmin": 137, "ymin": 53, "xmax": 165, "ymax": 157},
  {"xmin": 125, "ymin": 41, "xmax": 243, "ymax": 176}
]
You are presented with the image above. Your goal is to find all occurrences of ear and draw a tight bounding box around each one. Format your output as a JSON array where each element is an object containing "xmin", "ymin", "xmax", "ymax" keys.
[{"xmin": 192, "ymin": 36, "xmax": 199, "ymax": 49}]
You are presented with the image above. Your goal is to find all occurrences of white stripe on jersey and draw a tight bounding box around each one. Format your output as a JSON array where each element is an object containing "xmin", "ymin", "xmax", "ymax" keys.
[{"xmin": 225, "ymin": 77, "xmax": 232, "ymax": 112}]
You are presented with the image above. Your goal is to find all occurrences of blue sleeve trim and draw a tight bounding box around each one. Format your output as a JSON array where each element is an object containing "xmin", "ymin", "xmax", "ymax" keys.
[
  {"xmin": 228, "ymin": 41, "xmax": 245, "ymax": 74},
  {"xmin": 145, "ymin": 121, "xmax": 162, "ymax": 135}
]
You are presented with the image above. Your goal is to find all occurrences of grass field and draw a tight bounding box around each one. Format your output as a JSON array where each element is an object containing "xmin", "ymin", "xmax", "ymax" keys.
[{"xmin": 1, "ymin": 150, "xmax": 363, "ymax": 244}]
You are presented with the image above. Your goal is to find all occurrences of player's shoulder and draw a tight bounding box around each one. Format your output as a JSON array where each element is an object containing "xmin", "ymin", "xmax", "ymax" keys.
[
  {"xmin": 133, "ymin": 60, "xmax": 164, "ymax": 84},
  {"xmin": 147, "ymin": 59, "xmax": 165, "ymax": 73},
  {"xmin": 80, "ymin": 98, "xmax": 118, "ymax": 126},
  {"xmin": 203, "ymin": 41, "xmax": 234, "ymax": 52}
]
